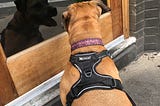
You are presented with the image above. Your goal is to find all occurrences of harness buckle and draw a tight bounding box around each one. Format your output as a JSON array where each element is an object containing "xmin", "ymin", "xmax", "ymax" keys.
[{"xmin": 111, "ymin": 78, "xmax": 117, "ymax": 88}]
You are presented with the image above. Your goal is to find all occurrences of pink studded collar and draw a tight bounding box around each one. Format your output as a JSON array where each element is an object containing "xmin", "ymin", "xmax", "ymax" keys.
[{"xmin": 71, "ymin": 38, "xmax": 104, "ymax": 51}]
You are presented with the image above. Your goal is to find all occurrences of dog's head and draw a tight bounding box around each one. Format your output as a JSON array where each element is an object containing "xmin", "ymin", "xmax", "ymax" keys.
[
  {"xmin": 14, "ymin": 0, "xmax": 57, "ymax": 26},
  {"xmin": 62, "ymin": 0, "xmax": 110, "ymax": 32}
]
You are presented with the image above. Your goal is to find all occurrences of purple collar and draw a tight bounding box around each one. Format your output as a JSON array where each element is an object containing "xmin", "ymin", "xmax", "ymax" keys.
[{"xmin": 71, "ymin": 38, "xmax": 104, "ymax": 51}]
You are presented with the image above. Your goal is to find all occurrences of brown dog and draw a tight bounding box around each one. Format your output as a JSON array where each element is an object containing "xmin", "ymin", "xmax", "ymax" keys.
[
  {"xmin": 0, "ymin": 0, "xmax": 57, "ymax": 57},
  {"xmin": 60, "ymin": 1, "xmax": 135, "ymax": 106}
]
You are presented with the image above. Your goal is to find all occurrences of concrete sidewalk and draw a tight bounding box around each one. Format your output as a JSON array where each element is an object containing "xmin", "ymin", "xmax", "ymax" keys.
[{"xmin": 120, "ymin": 52, "xmax": 160, "ymax": 106}]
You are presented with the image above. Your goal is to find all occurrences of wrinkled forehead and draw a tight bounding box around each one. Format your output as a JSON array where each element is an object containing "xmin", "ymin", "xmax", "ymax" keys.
[{"xmin": 68, "ymin": 2, "xmax": 98, "ymax": 14}]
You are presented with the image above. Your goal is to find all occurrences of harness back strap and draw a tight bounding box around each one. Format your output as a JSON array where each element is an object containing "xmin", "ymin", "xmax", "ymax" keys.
[{"xmin": 66, "ymin": 50, "xmax": 136, "ymax": 106}]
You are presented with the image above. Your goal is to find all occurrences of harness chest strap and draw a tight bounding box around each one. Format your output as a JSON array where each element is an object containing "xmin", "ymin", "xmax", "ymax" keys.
[{"xmin": 66, "ymin": 50, "xmax": 136, "ymax": 106}]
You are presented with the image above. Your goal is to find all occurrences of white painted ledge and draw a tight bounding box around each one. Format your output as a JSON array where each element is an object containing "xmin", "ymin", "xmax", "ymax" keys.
[
  {"xmin": 105, "ymin": 35, "xmax": 125, "ymax": 50},
  {"xmin": 110, "ymin": 37, "xmax": 136, "ymax": 58},
  {"xmin": 5, "ymin": 71, "xmax": 64, "ymax": 106}
]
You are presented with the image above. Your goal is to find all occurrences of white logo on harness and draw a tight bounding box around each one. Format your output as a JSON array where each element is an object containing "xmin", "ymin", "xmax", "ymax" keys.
[{"xmin": 79, "ymin": 56, "xmax": 91, "ymax": 61}]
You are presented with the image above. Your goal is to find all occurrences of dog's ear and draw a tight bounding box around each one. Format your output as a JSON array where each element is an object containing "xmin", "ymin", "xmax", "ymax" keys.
[
  {"xmin": 96, "ymin": 6, "xmax": 102, "ymax": 17},
  {"xmin": 62, "ymin": 11, "xmax": 70, "ymax": 31},
  {"xmin": 14, "ymin": 0, "xmax": 27, "ymax": 13}
]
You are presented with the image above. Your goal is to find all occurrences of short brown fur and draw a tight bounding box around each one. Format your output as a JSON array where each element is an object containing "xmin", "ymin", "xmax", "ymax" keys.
[{"xmin": 60, "ymin": 1, "xmax": 132, "ymax": 106}]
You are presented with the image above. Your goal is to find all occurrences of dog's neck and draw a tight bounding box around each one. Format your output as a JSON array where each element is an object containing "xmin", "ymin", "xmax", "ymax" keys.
[
  {"xmin": 7, "ymin": 11, "xmax": 39, "ymax": 34},
  {"xmin": 68, "ymin": 16, "xmax": 106, "ymax": 55}
]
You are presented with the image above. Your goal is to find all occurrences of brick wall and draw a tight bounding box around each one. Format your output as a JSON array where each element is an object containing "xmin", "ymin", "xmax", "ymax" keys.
[
  {"xmin": 130, "ymin": 0, "xmax": 145, "ymax": 55},
  {"xmin": 130, "ymin": 0, "xmax": 160, "ymax": 53},
  {"xmin": 144, "ymin": 0, "xmax": 160, "ymax": 51}
]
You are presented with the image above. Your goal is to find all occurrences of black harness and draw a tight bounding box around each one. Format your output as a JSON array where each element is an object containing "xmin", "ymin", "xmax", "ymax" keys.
[
  {"xmin": 0, "ymin": 33, "xmax": 1, "ymax": 43},
  {"xmin": 0, "ymin": 30, "xmax": 5, "ymax": 48},
  {"xmin": 66, "ymin": 50, "xmax": 136, "ymax": 106}
]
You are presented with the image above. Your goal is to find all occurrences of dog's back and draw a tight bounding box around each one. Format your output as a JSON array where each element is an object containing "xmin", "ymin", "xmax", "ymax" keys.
[
  {"xmin": 1, "ymin": 23, "xmax": 44, "ymax": 57},
  {"xmin": 60, "ymin": 1, "xmax": 134, "ymax": 106}
]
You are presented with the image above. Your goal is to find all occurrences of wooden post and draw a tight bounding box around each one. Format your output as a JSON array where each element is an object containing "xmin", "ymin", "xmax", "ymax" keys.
[
  {"xmin": 107, "ymin": 0, "xmax": 111, "ymax": 8},
  {"xmin": 110, "ymin": 0, "xmax": 123, "ymax": 39},
  {"xmin": 122, "ymin": 0, "xmax": 129, "ymax": 38},
  {"xmin": 0, "ymin": 44, "xmax": 18, "ymax": 105}
]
